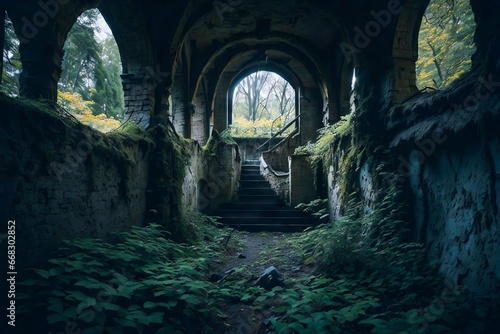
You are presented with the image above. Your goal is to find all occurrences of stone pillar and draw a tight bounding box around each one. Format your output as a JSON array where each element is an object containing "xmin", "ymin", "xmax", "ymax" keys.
[
  {"xmin": 213, "ymin": 73, "xmax": 231, "ymax": 132},
  {"xmin": 171, "ymin": 69, "xmax": 191, "ymax": 137},
  {"xmin": 289, "ymin": 154, "xmax": 315, "ymax": 206},
  {"xmin": 470, "ymin": 0, "xmax": 500, "ymax": 73},
  {"xmin": 18, "ymin": 37, "xmax": 63, "ymax": 101},
  {"xmin": 299, "ymin": 87, "xmax": 323, "ymax": 144},
  {"xmin": 121, "ymin": 70, "xmax": 155, "ymax": 129},
  {"xmin": 191, "ymin": 92, "xmax": 209, "ymax": 145},
  {"xmin": 389, "ymin": 58, "xmax": 418, "ymax": 103}
]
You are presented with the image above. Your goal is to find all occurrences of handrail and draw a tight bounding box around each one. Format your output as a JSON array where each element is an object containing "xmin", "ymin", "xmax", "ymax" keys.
[
  {"xmin": 270, "ymin": 115, "xmax": 282, "ymax": 136},
  {"xmin": 257, "ymin": 113, "xmax": 301, "ymax": 151}
]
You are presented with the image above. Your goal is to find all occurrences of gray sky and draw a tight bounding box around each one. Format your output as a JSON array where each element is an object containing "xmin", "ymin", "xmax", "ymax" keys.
[{"xmin": 96, "ymin": 14, "xmax": 112, "ymax": 41}]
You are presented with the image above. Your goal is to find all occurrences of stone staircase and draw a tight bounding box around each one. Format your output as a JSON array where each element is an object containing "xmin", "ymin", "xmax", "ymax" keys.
[{"xmin": 215, "ymin": 160, "xmax": 317, "ymax": 232}]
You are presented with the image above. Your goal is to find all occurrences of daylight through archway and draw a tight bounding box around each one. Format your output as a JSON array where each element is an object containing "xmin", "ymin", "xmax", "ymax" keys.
[
  {"xmin": 416, "ymin": 0, "xmax": 476, "ymax": 90},
  {"xmin": 57, "ymin": 9, "xmax": 124, "ymax": 133},
  {"xmin": 230, "ymin": 71, "xmax": 296, "ymax": 138}
]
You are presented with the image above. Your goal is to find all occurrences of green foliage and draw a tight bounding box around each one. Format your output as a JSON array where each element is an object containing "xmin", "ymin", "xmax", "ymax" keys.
[
  {"xmin": 296, "ymin": 198, "xmax": 329, "ymax": 220},
  {"xmin": 2, "ymin": 14, "xmax": 21, "ymax": 96},
  {"xmin": 416, "ymin": 0, "xmax": 476, "ymax": 89},
  {"xmin": 294, "ymin": 113, "xmax": 362, "ymax": 202},
  {"xmin": 263, "ymin": 184, "xmax": 500, "ymax": 334},
  {"xmin": 18, "ymin": 218, "xmax": 235, "ymax": 334},
  {"xmin": 202, "ymin": 129, "xmax": 238, "ymax": 159},
  {"xmin": 219, "ymin": 128, "xmax": 237, "ymax": 145},
  {"xmin": 58, "ymin": 90, "xmax": 121, "ymax": 133},
  {"xmin": 59, "ymin": 9, "xmax": 124, "ymax": 119}
]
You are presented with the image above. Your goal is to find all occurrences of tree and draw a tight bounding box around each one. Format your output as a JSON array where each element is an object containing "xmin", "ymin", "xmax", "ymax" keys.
[
  {"xmin": 89, "ymin": 36, "xmax": 124, "ymax": 118},
  {"xmin": 59, "ymin": 9, "xmax": 124, "ymax": 118},
  {"xmin": 235, "ymin": 71, "xmax": 269, "ymax": 121},
  {"xmin": 59, "ymin": 10, "xmax": 102, "ymax": 97},
  {"xmin": 416, "ymin": 0, "xmax": 476, "ymax": 89},
  {"xmin": 270, "ymin": 76, "xmax": 294, "ymax": 129},
  {"xmin": 1, "ymin": 13, "xmax": 21, "ymax": 96},
  {"xmin": 232, "ymin": 71, "xmax": 296, "ymax": 137}
]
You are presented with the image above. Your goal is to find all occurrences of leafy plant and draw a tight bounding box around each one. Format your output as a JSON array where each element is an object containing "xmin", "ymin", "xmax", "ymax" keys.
[
  {"xmin": 296, "ymin": 198, "xmax": 329, "ymax": 220},
  {"xmin": 17, "ymin": 216, "xmax": 235, "ymax": 334}
]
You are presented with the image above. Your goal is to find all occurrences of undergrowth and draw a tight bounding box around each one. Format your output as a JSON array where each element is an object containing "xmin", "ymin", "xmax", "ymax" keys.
[
  {"xmin": 17, "ymin": 212, "xmax": 236, "ymax": 334},
  {"xmin": 260, "ymin": 185, "xmax": 500, "ymax": 333}
]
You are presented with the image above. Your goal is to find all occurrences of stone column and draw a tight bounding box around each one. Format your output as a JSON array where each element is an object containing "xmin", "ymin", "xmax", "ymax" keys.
[
  {"xmin": 191, "ymin": 93, "xmax": 209, "ymax": 145},
  {"xmin": 470, "ymin": 0, "xmax": 500, "ymax": 73},
  {"xmin": 298, "ymin": 87, "xmax": 323, "ymax": 144},
  {"xmin": 18, "ymin": 37, "xmax": 63, "ymax": 101},
  {"xmin": 121, "ymin": 70, "xmax": 155, "ymax": 129},
  {"xmin": 171, "ymin": 69, "xmax": 191, "ymax": 137},
  {"xmin": 289, "ymin": 154, "xmax": 315, "ymax": 206},
  {"xmin": 212, "ymin": 73, "xmax": 231, "ymax": 132}
]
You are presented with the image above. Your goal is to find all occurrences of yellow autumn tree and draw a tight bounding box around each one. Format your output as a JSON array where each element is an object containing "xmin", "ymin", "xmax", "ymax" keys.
[
  {"xmin": 416, "ymin": 0, "xmax": 476, "ymax": 89},
  {"xmin": 58, "ymin": 90, "xmax": 121, "ymax": 133}
]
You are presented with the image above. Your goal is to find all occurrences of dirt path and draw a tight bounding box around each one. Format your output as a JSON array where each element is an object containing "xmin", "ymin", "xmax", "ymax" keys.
[{"xmin": 216, "ymin": 231, "xmax": 312, "ymax": 334}]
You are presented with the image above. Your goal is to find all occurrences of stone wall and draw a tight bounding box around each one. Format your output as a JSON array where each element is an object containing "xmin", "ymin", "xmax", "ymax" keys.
[
  {"xmin": 390, "ymin": 110, "xmax": 500, "ymax": 296},
  {"xmin": 260, "ymin": 156, "xmax": 289, "ymax": 203},
  {"xmin": 325, "ymin": 81, "xmax": 500, "ymax": 297},
  {"xmin": 234, "ymin": 138, "xmax": 268, "ymax": 162},
  {"xmin": 0, "ymin": 96, "xmax": 151, "ymax": 267},
  {"xmin": 182, "ymin": 137, "xmax": 241, "ymax": 213},
  {"xmin": 289, "ymin": 154, "xmax": 316, "ymax": 207}
]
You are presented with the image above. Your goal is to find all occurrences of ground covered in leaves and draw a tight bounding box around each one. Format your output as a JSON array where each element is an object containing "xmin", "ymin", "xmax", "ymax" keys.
[{"xmin": 15, "ymin": 211, "xmax": 500, "ymax": 334}]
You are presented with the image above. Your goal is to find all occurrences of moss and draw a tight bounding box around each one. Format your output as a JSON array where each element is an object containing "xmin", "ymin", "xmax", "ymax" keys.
[
  {"xmin": 201, "ymin": 129, "xmax": 239, "ymax": 161},
  {"xmin": 145, "ymin": 123, "xmax": 192, "ymax": 241},
  {"xmin": 0, "ymin": 93, "xmax": 155, "ymax": 203}
]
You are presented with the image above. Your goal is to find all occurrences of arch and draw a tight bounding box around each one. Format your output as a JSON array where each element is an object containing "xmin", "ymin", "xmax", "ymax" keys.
[
  {"xmin": 189, "ymin": 34, "xmax": 329, "ymax": 103},
  {"xmin": 97, "ymin": 0, "xmax": 153, "ymax": 74},
  {"xmin": 390, "ymin": 0, "xmax": 431, "ymax": 102},
  {"xmin": 416, "ymin": 0, "xmax": 476, "ymax": 89},
  {"xmin": 5, "ymin": 0, "xmax": 100, "ymax": 100},
  {"xmin": 57, "ymin": 8, "xmax": 124, "ymax": 133},
  {"xmin": 207, "ymin": 47, "xmax": 325, "ymax": 139},
  {"xmin": 228, "ymin": 69, "xmax": 297, "ymax": 138}
]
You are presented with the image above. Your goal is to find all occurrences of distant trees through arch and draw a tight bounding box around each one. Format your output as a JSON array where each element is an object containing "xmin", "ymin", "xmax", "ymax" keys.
[
  {"xmin": 231, "ymin": 71, "xmax": 296, "ymax": 138},
  {"xmin": 416, "ymin": 0, "xmax": 476, "ymax": 90},
  {"xmin": 2, "ymin": 9, "xmax": 124, "ymax": 133}
]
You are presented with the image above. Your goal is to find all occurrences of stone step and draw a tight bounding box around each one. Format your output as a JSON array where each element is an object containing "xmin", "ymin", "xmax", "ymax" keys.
[
  {"xmin": 237, "ymin": 188, "xmax": 276, "ymax": 196},
  {"xmin": 215, "ymin": 209, "xmax": 310, "ymax": 218},
  {"xmin": 240, "ymin": 174, "xmax": 266, "ymax": 181},
  {"xmin": 214, "ymin": 163, "xmax": 318, "ymax": 232},
  {"xmin": 236, "ymin": 194, "xmax": 282, "ymax": 204},
  {"xmin": 240, "ymin": 180, "xmax": 269, "ymax": 187},
  {"xmin": 243, "ymin": 160, "xmax": 260, "ymax": 166},
  {"xmin": 219, "ymin": 219, "xmax": 312, "ymax": 232},
  {"xmin": 218, "ymin": 202, "xmax": 292, "ymax": 210}
]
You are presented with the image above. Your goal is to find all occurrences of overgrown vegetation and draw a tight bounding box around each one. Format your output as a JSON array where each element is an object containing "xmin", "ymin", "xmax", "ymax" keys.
[
  {"xmin": 201, "ymin": 129, "xmax": 238, "ymax": 159},
  {"xmin": 296, "ymin": 198, "xmax": 329, "ymax": 221},
  {"xmin": 17, "ymin": 214, "xmax": 238, "ymax": 334},
  {"xmin": 294, "ymin": 113, "xmax": 369, "ymax": 206},
  {"xmin": 261, "ymin": 183, "xmax": 500, "ymax": 333},
  {"xmin": 15, "ymin": 185, "xmax": 500, "ymax": 333}
]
